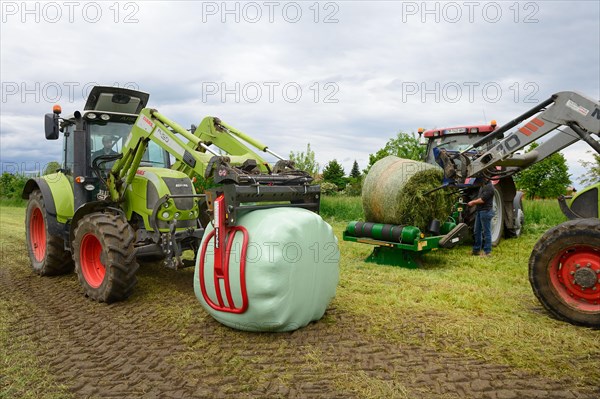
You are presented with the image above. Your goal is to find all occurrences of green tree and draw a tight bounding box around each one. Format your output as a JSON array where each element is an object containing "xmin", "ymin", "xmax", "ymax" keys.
[
  {"xmin": 578, "ymin": 152, "xmax": 600, "ymax": 186},
  {"xmin": 350, "ymin": 160, "xmax": 361, "ymax": 179},
  {"xmin": 43, "ymin": 161, "xmax": 61, "ymax": 175},
  {"xmin": 365, "ymin": 131, "xmax": 425, "ymax": 173},
  {"xmin": 319, "ymin": 182, "xmax": 339, "ymax": 195},
  {"xmin": 345, "ymin": 178, "xmax": 362, "ymax": 196},
  {"xmin": 322, "ymin": 159, "xmax": 347, "ymax": 190},
  {"xmin": 514, "ymin": 143, "xmax": 572, "ymax": 199},
  {"xmin": 0, "ymin": 172, "xmax": 28, "ymax": 199},
  {"xmin": 345, "ymin": 160, "xmax": 362, "ymax": 196},
  {"xmin": 289, "ymin": 143, "xmax": 319, "ymax": 177}
]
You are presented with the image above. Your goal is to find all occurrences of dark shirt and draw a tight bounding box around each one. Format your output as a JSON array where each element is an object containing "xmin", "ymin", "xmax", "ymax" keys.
[
  {"xmin": 92, "ymin": 149, "xmax": 117, "ymax": 159},
  {"xmin": 92, "ymin": 149, "xmax": 118, "ymax": 170},
  {"xmin": 476, "ymin": 181, "xmax": 494, "ymax": 211}
]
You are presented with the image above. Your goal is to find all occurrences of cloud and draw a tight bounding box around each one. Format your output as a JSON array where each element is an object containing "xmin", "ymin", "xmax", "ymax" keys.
[{"xmin": 1, "ymin": 1, "xmax": 598, "ymax": 180}]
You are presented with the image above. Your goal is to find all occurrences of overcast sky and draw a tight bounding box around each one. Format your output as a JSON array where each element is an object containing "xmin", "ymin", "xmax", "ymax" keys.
[{"xmin": 1, "ymin": 1, "xmax": 598, "ymax": 187}]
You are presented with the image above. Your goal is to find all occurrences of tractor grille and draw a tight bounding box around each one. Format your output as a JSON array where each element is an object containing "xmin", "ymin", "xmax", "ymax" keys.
[{"xmin": 163, "ymin": 177, "xmax": 195, "ymax": 210}]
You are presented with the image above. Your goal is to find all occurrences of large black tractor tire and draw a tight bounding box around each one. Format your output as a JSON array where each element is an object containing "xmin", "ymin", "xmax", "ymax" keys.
[
  {"xmin": 73, "ymin": 212, "xmax": 139, "ymax": 303},
  {"xmin": 529, "ymin": 218, "xmax": 600, "ymax": 328},
  {"xmin": 490, "ymin": 187, "xmax": 504, "ymax": 247},
  {"xmin": 25, "ymin": 190, "xmax": 73, "ymax": 275}
]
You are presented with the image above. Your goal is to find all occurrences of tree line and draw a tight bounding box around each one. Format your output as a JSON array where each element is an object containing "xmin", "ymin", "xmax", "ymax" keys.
[
  {"xmin": 1, "ymin": 138, "xmax": 595, "ymax": 201},
  {"xmin": 0, "ymin": 162, "xmax": 61, "ymax": 200}
]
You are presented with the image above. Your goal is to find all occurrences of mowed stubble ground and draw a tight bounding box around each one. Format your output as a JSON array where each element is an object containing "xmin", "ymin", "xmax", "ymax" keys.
[{"xmin": 1, "ymin": 204, "xmax": 599, "ymax": 399}]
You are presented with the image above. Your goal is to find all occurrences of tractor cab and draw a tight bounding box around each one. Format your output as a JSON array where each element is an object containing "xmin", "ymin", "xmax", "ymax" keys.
[
  {"xmin": 46, "ymin": 86, "xmax": 170, "ymax": 172},
  {"xmin": 421, "ymin": 122, "xmax": 498, "ymax": 165},
  {"xmin": 44, "ymin": 86, "xmax": 171, "ymax": 207}
]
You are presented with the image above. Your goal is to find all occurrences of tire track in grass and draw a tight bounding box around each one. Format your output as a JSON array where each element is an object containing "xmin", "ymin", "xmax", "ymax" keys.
[
  {"xmin": 0, "ymin": 285, "xmax": 73, "ymax": 399},
  {"xmin": 1, "ymin": 230, "xmax": 347, "ymax": 398},
  {"xmin": 2, "ymin": 205, "xmax": 598, "ymax": 398}
]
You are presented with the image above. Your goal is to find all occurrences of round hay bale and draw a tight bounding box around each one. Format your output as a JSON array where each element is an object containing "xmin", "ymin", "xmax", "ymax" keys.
[
  {"xmin": 362, "ymin": 156, "xmax": 455, "ymax": 230},
  {"xmin": 194, "ymin": 207, "xmax": 339, "ymax": 332}
]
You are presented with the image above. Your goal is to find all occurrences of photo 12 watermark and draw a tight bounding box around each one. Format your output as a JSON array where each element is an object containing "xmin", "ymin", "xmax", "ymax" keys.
[
  {"xmin": 200, "ymin": 1, "xmax": 340, "ymax": 23},
  {"xmin": 1, "ymin": 82, "xmax": 140, "ymax": 104},
  {"xmin": 1, "ymin": 1, "xmax": 140, "ymax": 24},
  {"xmin": 2, "ymin": 161, "xmax": 68, "ymax": 179},
  {"xmin": 399, "ymin": 81, "xmax": 540, "ymax": 104},
  {"xmin": 202, "ymin": 240, "xmax": 340, "ymax": 264},
  {"xmin": 201, "ymin": 81, "xmax": 340, "ymax": 104},
  {"xmin": 399, "ymin": 1, "xmax": 540, "ymax": 24}
]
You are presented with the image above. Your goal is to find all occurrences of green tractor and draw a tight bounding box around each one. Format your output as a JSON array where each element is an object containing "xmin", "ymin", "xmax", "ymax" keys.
[{"xmin": 23, "ymin": 86, "xmax": 319, "ymax": 303}]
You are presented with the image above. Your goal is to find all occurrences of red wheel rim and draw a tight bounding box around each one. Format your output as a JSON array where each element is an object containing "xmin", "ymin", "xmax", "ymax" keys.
[
  {"xmin": 29, "ymin": 207, "xmax": 46, "ymax": 262},
  {"xmin": 80, "ymin": 233, "xmax": 106, "ymax": 288},
  {"xmin": 549, "ymin": 245, "xmax": 600, "ymax": 312}
]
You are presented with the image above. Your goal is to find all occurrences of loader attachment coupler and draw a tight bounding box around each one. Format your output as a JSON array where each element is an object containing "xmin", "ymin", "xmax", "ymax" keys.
[
  {"xmin": 208, "ymin": 184, "xmax": 320, "ymax": 226},
  {"xmin": 205, "ymin": 156, "xmax": 320, "ymax": 225}
]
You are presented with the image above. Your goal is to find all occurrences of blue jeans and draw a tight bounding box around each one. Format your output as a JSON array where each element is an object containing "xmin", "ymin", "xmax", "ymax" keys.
[{"xmin": 473, "ymin": 209, "xmax": 495, "ymax": 254}]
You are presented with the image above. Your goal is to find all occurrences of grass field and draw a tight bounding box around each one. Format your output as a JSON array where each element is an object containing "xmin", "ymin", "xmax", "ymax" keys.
[
  {"xmin": 323, "ymin": 197, "xmax": 597, "ymax": 380},
  {"xmin": 320, "ymin": 196, "xmax": 568, "ymax": 225},
  {"xmin": 1, "ymin": 198, "xmax": 599, "ymax": 398}
]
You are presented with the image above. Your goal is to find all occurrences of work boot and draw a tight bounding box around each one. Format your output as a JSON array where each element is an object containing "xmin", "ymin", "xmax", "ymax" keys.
[
  {"xmin": 480, "ymin": 252, "xmax": 491, "ymax": 257},
  {"xmin": 472, "ymin": 251, "xmax": 480, "ymax": 256}
]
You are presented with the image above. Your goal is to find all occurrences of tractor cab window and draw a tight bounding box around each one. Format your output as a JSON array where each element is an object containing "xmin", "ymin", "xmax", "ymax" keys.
[
  {"xmin": 433, "ymin": 137, "xmax": 473, "ymax": 152},
  {"xmin": 426, "ymin": 134, "xmax": 482, "ymax": 164},
  {"xmin": 89, "ymin": 121, "xmax": 169, "ymax": 170},
  {"xmin": 142, "ymin": 141, "xmax": 169, "ymax": 167},
  {"xmin": 90, "ymin": 122, "xmax": 131, "ymax": 170}
]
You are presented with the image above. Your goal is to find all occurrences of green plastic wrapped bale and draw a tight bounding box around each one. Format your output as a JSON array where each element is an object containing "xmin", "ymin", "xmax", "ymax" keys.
[
  {"xmin": 362, "ymin": 156, "xmax": 455, "ymax": 231},
  {"xmin": 194, "ymin": 207, "xmax": 339, "ymax": 332}
]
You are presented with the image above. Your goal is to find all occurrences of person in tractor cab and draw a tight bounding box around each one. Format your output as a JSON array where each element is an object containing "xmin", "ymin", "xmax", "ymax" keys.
[
  {"xmin": 468, "ymin": 178, "xmax": 495, "ymax": 257},
  {"xmin": 92, "ymin": 135, "xmax": 118, "ymax": 170},
  {"xmin": 93, "ymin": 135, "xmax": 118, "ymax": 158}
]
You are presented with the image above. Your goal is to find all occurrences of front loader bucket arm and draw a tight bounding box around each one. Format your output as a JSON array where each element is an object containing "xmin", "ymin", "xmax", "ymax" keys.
[
  {"xmin": 463, "ymin": 91, "xmax": 600, "ymax": 180},
  {"xmin": 198, "ymin": 117, "xmax": 269, "ymax": 164},
  {"xmin": 112, "ymin": 109, "xmax": 274, "ymax": 197},
  {"xmin": 110, "ymin": 109, "xmax": 320, "ymax": 223},
  {"xmin": 171, "ymin": 115, "xmax": 292, "ymax": 178},
  {"xmin": 108, "ymin": 109, "xmax": 215, "ymax": 200}
]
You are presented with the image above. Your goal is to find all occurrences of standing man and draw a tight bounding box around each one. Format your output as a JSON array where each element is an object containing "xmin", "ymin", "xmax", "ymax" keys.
[{"xmin": 468, "ymin": 178, "xmax": 495, "ymax": 257}]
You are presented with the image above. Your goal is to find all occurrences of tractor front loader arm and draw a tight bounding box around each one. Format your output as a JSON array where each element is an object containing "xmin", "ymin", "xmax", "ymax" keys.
[
  {"xmin": 109, "ymin": 109, "xmax": 270, "ymax": 200},
  {"xmin": 467, "ymin": 91, "xmax": 599, "ymax": 179},
  {"xmin": 437, "ymin": 91, "xmax": 600, "ymax": 183},
  {"xmin": 109, "ymin": 108, "xmax": 320, "ymax": 225},
  {"xmin": 108, "ymin": 108, "xmax": 212, "ymax": 201}
]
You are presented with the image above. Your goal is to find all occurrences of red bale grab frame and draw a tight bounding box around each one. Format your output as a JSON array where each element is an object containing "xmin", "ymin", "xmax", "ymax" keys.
[{"xmin": 199, "ymin": 195, "xmax": 249, "ymax": 314}]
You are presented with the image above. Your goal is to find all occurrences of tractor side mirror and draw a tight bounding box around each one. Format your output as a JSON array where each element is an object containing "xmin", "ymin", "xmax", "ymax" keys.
[
  {"xmin": 45, "ymin": 104, "xmax": 62, "ymax": 140},
  {"xmin": 44, "ymin": 113, "xmax": 59, "ymax": 140}
]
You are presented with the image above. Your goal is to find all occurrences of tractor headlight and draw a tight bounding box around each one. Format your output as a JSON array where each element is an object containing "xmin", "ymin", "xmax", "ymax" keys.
[
  {"xmin": 100, "ymin": 114, "xmax": 110, "ymax": 121},
  {"xmin": 84, "ymin": 184, "xmax": 95, "ymax": 191},
  {"xmin": 174, "ymin": 212, "xmax": 180, "ymax": 219},
  {"xmin": 162, "ymin": 211, "xmax": 170, "ymax": 219},
  {"xmin": 87, "ymin": 113, "xmax": 97, "ymax": 120}
]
